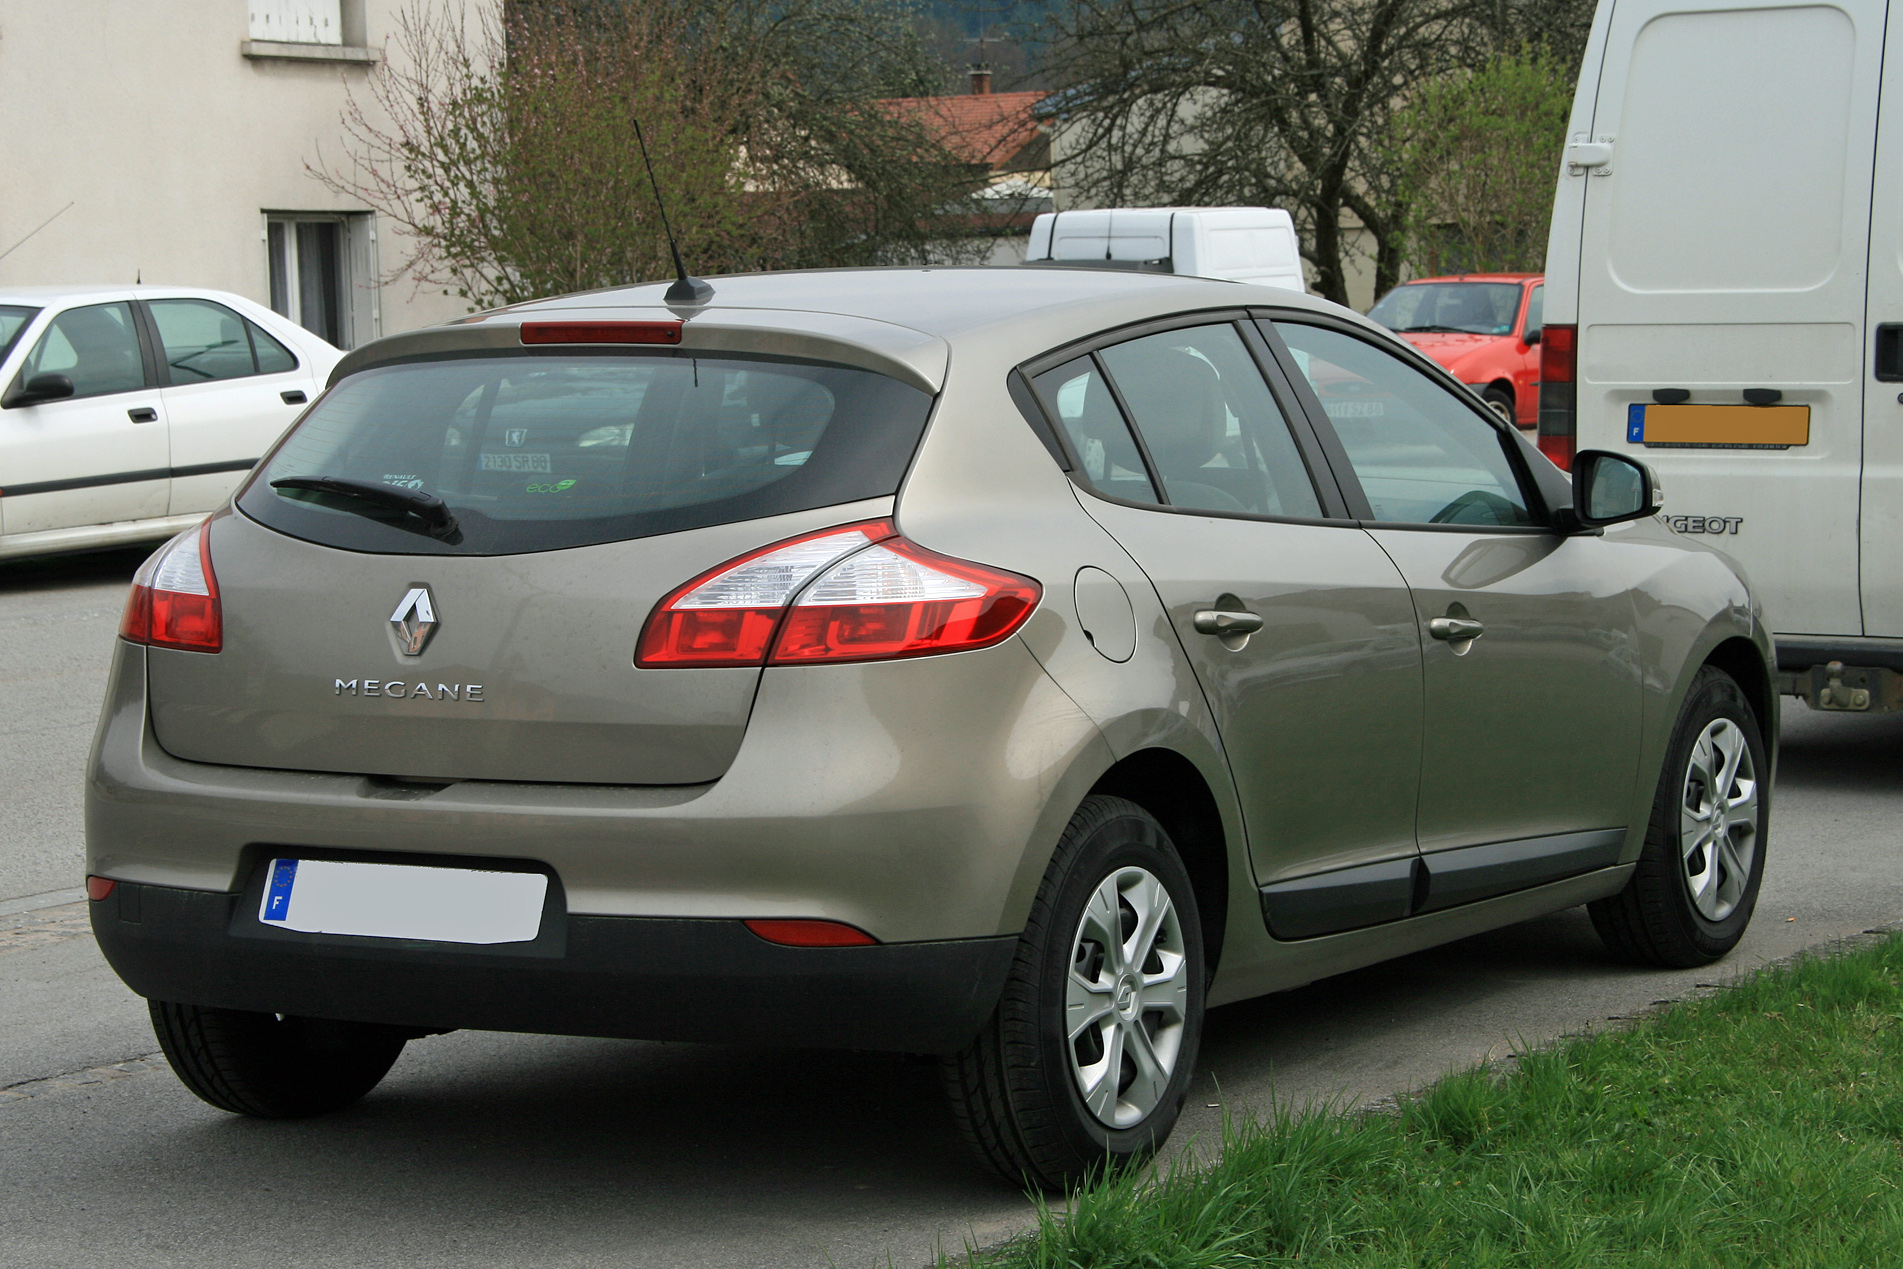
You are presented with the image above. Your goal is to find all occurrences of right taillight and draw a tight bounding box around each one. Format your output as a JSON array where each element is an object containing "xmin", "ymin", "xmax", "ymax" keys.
[
  {"xmin": 120, "ymin": 521, "xmax": 221, "ymax": 653},
  {"xmin": 1538, "ymin": 323, "xmax": 1577, "ymax": 471},
  {"xmin": 636, "ymin": 521, "xmax": 1041, "ymax": 668}
]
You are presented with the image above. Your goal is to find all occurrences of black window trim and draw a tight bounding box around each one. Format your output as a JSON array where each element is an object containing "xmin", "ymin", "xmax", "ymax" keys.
[
  {"xmin": 1013, "ymin": 307, "xmax": 1356, "ymax": 525},
  {"xmin": 1251, "ymin": 308, "xmax": 1564, "ymax": 536}
]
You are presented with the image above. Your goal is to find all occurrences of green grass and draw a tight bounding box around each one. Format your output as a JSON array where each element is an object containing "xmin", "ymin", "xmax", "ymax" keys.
[{"xmin": 966, "ymin": 935, "xmax": 1903, "ymax": 1269}]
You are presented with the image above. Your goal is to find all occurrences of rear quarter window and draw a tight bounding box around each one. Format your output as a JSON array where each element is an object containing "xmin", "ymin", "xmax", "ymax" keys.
[{"xmin": 238, "ymin": 352, "xmax": 933, "ymax": 554}]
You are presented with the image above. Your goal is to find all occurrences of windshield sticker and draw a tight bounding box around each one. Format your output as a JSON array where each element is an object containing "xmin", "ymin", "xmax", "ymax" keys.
[
  {"xmin": 525, "ymin": 479, "xmax": 577, "ymax": 493},
  {"xmin": 381, "ymin": 474, "xmax": 426, "ymax": 489},
  {"xmin": 479, "ymin": 452, "xmax": 552, "ymax": 472}
]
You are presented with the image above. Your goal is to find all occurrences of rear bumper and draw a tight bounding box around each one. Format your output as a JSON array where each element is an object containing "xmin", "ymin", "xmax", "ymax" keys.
[{"xmin": 91, "ymin": 879, "xmax": 1017, "ymax": 1053}]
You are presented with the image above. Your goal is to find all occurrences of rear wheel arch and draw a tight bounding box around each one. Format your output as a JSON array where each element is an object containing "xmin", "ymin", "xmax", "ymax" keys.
[{"xmin": 1087, "ymin": 748, "xmax": 1229, "ymax": 974}]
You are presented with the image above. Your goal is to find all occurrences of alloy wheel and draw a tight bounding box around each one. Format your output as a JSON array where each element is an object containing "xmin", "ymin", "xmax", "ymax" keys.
[{"xmin": 1680, "ymin": 717, "xmax": 1760, "ymax": 922}]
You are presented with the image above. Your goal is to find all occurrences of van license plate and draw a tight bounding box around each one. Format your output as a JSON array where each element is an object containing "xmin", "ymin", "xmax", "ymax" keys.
[{"xmin": 258, "ymin": 859, "xmax": 547, "ymax": 944}]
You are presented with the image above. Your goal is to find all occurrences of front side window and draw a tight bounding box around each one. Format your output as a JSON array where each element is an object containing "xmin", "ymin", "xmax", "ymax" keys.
[
  {"xmin": 238, "ymin": 352, "xmax": 934, "ymax": 555},
  {"xmin": 1367, "ymin": 282, "xmax": 1525, "ymax": 336},
  {"xmin": 1523, "ymin": 285, "xmax": 1545, "ymax": 341},
  {"xmin": 1030, "ymin": 356, "xmax": 1160, "ymax": 505},
  {"xmin": 150, "ymin": 299, "xmax": 261, "ymax": 383},
  {"xmin": 0, "ymin": 306, "xmax": 39, "ymax": 363},
  {"xmin": 1097, "ymin": 323, "xmax": 1322, "ymax": 518},
  {"xmin": 19, "ymin": 302, "xmax": 146, "ymax": 400},
  {"xmin": 1275, "ymin": 322, "xmax": 1536, "ymax": 527}
]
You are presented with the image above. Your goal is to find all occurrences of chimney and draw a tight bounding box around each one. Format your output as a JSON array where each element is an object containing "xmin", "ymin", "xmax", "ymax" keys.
[{"xmin": 968, "ymin": 64, "xmax": 992, "ymax": 95}]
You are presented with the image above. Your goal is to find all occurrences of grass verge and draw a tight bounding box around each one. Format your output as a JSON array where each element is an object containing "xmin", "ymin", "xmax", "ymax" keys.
[{"xmin": 966, "ymin": 934, "xmax": 1903, "ymax": 1268}]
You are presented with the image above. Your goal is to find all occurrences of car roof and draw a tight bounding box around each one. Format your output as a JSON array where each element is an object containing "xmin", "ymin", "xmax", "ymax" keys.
[
  {"xmin": 334, "ymin": 266, "xmax": 1356, "ymax": 394},
  {"xmin": 0, "ymin": 284, "xmax": 260, "ymax": 305},
  {"xmin": 1396, "ymin": 273, "xmax": 1542, "ymax": 285}
]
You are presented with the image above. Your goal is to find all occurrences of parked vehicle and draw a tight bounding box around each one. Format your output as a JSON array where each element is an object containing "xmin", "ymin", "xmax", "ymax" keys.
[
  {"xmin": 0, "ymin": 286, "xmax": 339, "ymax": 561},
  {"xmin": 1025, "ymin": 207, "xmax": 1308, "ymax": 291},
  {"xmin": 88, "ymin": 266, "xmax": 1772, "ymax": 1188},
  {"xmin": 1367, "ymin": 274, "xmax": 1544, "ymax": 428},
  {"xmin": 1542, "ymin": 0, "xmax": 1903, "ymax": 713}
]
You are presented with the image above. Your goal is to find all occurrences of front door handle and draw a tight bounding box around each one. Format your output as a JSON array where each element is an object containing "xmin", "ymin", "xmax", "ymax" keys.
[
  {"xmin": 1428, "ymin": 617, "xmax": 1485, "ymax": 642},
  {"xmin": 127, "ymin": 407, "xmax": 158, "ymax": 423},
  {"xmin": 1193, "ymin": 609, "xmax": 1264, "ymax": 636}
]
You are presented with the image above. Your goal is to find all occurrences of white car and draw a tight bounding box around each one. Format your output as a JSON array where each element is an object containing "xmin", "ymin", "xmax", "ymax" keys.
[{"xmin": 0, "ymin": 286, "xmax": 340, "ymax": 561}]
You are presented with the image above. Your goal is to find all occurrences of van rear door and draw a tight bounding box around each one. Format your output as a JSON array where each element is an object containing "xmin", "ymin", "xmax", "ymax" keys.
[
  {"xmin": 1570, "ymin": 0, "xmax": 1884, "ymax": 638},
  {"xmin": 1861, "ymin": 11, "xmax": 1903, "ymax": 635}
]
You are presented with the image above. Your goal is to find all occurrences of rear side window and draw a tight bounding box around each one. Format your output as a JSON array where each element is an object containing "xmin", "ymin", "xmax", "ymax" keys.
[
  {"xmin": 237, "ymin": 353, "xmax": 933, "ymax": 555},
  {"xmin": 1031, "ymin": 356, "xmax": 1160, "ymax": 504},
  {"xmin": 150, "ymin": 299, "xmax": 258, "ymax": 383}
]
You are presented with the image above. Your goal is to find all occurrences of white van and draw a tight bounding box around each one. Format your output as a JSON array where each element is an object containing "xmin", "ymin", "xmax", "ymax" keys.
[
  {"xmin": 1024, "ymin": 207, "xmax": 1308, "ymax": 292},
  {"xmin": 1544, "ymin": 0, "xmax": 1903, "ymax": 711}
]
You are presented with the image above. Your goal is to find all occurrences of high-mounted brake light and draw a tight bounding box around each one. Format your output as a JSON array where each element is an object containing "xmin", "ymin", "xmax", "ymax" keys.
[
  {"xmin": 636, "ymin": 521, "xmax": 896, "ymax": 666},
  {"xmin": 1537, "ymin": 323, "xmax": 1578, "ymax": 471},
  {"xmin": 744, "ymin": 919, "xmax": 877, "ymax": 947},
  {"xmin": 520, "ymin": 321, "xmax": 682, "ymax": 345},
  {"xmin": 636, "ymin": 521, "xmax": 1041, "ymax": 668},
  {"xmin": 120, "ymin": 521, "xmax": 221, "ymax": 653},
  {"xmin": 770, "ymin": 539, "xmax": 1040, "ymax": 664}
]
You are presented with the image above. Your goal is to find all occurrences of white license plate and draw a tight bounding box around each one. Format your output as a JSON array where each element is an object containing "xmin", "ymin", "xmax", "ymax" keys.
[
  {"xmin": 478, "ymin": 451, "xmax": 552, "ymax": 472},
  {"xmin": 258, "ymin": 859, "xmax": 547, "ymax": 945}
]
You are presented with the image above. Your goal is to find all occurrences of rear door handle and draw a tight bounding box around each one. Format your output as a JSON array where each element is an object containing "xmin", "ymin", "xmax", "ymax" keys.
[
  {"xmin": 1192, "ymin": 609, "xmax": 1264, "ymax": 636},
  {"xmin": 1428, "ymin": 617, "xmax": 1485, "ymax": 642},
  {"xmin": 127, "ymin": 407, "xmax": 158, "ymax": 423}
]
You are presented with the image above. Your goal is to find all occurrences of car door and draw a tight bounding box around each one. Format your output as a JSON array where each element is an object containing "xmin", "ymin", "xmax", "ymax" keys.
[
  {"xmin": 0, "ymin": 300, "xmax": 170, "ymax": 538},
  {"xmin": 145, "ymin": 297, "xmax": 312, "ymax": 516},
  {"xmin": 1266, "ymin": 316, "xmax": 1641, "ymax": 887},
  {"xmin": 1026, "ymin": 317, "xmax": 1428, "ymax": 939}
]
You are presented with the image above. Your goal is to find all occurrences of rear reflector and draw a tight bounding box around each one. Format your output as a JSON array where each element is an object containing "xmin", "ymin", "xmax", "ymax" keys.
[
  {"xmin": 1537, "ymin": 323, "xmax": 1577, "ymax": 471},
  {"xmin": 520, "ymin": 321, "xmax": 682, "ymax": 345},
  {"xmin": 121, "ymin": 521, "xmax": 221, "ymax": 653},
  {"xmin": 744, "ymin": 918, "xmax": 877, "ymax": 947},
  {"xmin": 86, "ymin": 876, "xmax": 117, "ymax": 902}
]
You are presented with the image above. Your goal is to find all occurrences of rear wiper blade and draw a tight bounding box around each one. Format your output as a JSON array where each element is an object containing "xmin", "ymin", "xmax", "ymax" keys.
[{"xmin": 270, "ymin": 476, "xmax": 460, "ymax": 540}]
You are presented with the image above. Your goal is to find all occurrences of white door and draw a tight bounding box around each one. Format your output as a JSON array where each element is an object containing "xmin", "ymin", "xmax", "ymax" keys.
[
  {"xmin": 1860, "ymin": 8, "xmax": 1903, "ymax": 636},
  {"xmin": 146, "ymin": 298, "xmax": 313, "ymax": 516},
  {"xmin": 0, "ymin": 301, "xmax": 169, "ymax": 537},
  {"xmin": 1571, "ymin": 0, "xmax": 1884, "ymax": 638}
]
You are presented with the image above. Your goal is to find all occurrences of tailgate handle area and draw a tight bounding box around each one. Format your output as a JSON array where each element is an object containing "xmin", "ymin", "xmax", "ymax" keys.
[{"xmin": 1875, "ymin": 325, "xmax": 1903, "ymax": 382}]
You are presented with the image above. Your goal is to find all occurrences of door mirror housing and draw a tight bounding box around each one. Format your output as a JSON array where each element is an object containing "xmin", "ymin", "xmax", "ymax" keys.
[
  {"xmin": 1, "ymin": 373, "xmax": 75, "ymax": 408},
  {"xmin": 1523, "ymin": 327, "xmax": 1542, "ymax": 345},
  {"xmin": 1567, "ymin": 449, "xmax": 1664, "ymax": 530}
]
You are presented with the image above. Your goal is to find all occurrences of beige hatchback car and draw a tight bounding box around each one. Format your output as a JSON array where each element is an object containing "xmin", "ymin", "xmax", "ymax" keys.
[{"xmin": 86, "ymin": 267, "xmax": 1773, "ymax": 1188}]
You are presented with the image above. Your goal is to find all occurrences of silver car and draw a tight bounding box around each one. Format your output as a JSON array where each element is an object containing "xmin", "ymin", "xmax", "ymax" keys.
[{"xmin": 86, "ymin": 268, "xmax": 1774, "ymax": 1188}]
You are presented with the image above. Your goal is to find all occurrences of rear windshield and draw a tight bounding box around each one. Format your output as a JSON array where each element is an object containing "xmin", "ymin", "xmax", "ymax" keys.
[{"xmin": 237, "ymin": 352, "xmax": 934, "ymax": 555}]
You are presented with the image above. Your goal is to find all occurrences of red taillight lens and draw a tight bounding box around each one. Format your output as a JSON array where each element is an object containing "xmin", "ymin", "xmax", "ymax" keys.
[
  {"xmin": 1537, "ymin": 323, "xmax": 1578, "ymax": 472},
  {"xmin": 1538, "ymin": 323, "xmax": 1576, "ymax": 384},
  {"xmin": 520, "ymin": 321, "xmax": 682, "ymax": 345},
  {"xmin": 1538, "ymin": 432, "xmax": 1576, "ymax": 469},
  {"xmin": 770, "ymin": 539, "xmax": 1040, "ymax": 664},
  {"xmin": 636, "ymin": 521, "xmax": 896, "ymax": 667},
  {"xmin": 86, "ymin": 876, "xmax": 117, "ymax": 901},
  {"xmin": 744, "ymin": 918, "xmax": 877, "ymax": 947},
  {"xmin": 120, "ymin": 521, "xmax": 221, "ymax": 653}
]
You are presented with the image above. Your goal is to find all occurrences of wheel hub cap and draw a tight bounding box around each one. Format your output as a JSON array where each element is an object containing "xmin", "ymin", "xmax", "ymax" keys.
[
  {"xmin": 1065, "ymin": 865, "xmax": 1190, "ymax": 1129},
  {"xmin": 1679, "ymin": 716, "xmax": 1759, "ymax": 923}
]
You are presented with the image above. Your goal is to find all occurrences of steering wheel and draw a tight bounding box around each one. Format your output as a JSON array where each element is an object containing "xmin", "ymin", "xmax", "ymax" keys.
[{"xmin": 1429, "ymin": 489, "xmax": 1520, "ymax": 525}]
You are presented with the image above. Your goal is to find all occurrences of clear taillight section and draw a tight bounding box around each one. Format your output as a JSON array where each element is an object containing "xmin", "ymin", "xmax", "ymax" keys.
[
  {"xmin": 636, "ymin": 520, "xmax": 1042, "ymax": 668},
  {"xmin": 120, "ymin": 522, "xmax": 221, "ymax": 653},
  {"xmin": 636, "ymin": 521, "xmax": 895, "ymax": 666}
]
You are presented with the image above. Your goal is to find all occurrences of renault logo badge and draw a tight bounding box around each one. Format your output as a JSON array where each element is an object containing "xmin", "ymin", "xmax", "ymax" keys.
[{"xmin": 390, "ymin": 587, "xmax": 438, "ymax": 656}]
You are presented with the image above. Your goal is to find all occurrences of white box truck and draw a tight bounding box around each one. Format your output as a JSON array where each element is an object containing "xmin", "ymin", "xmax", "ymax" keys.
[
  {"xmin": 1024, "ymin": 207, "xmax": 1308, "ymax": 291},
  {"xmin": 1544, "ymin": 0, "xmax": 1903, "ymax": 711}
]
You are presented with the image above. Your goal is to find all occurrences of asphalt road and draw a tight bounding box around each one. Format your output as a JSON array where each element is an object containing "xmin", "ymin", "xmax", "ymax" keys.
[{"xmin": 4, "ymin": 548, "xmax": 1902, "ymax": 1268}]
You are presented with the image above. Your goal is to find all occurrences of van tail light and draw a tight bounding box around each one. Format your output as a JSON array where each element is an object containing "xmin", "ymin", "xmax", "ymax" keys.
[
  {"xmin": 770, "ymin": 539, "xmax": 1040, "ymax": 664},
  {"xmin": 1537, "ymin": 323, "xmax": 1577, "ymax": 471},
  {"xmin": 120, "ymin": 522, "xmax": 221, "ymax": 653},
  {"xmin": 637, "ymin": 521, "xmax": 896, "ymax": 666},
  {"xmin": 636, "ymin": 519, "xmax": 1041, "ymax": 668}
]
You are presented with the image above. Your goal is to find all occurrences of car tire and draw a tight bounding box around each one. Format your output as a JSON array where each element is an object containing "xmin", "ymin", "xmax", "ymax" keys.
[
  {"xmin": 1589, "ymin": 666, "xmax": 1768, "ymax": 968},
  {"xmin": 941, "ymin": 795, "xmax": 1205, "ymax": 1190},
  {"xmin": 1483, "ymin": 386, "xmax": 1517, "ymax": 426},
  {"xmin": 148, "ymin": 1000, "xmax": 408, "ymax": 1118}
]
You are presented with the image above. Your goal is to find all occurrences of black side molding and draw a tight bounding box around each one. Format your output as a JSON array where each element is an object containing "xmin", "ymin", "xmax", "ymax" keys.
[{"xmin": 1260, "ymin": 828, "xmax": 1627, "ymax": 940}]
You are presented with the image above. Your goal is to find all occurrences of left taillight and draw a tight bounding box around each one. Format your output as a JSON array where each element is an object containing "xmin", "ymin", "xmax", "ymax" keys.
[{"xmin": 120, "ymin": 521, "xmax": 221, "ymax": 653}]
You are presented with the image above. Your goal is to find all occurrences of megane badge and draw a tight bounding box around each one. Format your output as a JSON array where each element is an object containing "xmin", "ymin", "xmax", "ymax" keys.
[{"xmin": 390, "ymin": 586, "xmax": 438, "ymax": 656}]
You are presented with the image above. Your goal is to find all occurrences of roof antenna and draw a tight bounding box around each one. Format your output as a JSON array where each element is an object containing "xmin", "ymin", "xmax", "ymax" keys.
[{"xmin": 632, "ymin": 118, "xmax": 713, "ymax": 306}]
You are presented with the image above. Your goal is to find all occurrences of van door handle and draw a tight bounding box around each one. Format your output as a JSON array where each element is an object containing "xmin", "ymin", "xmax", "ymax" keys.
[
  {"xmin": 1428, "ymin": 617, "xmax": 1485, "ymax": 642},
  {"xmin": 127, "ymin": 407, "xmax": 158, "ymax": 423},
  {"xmin": 1193, "ymin": 609, "xmax": 1263, "ymax": 636},
  {"xmin": 281, "ymin": 390, "xmax": 307, "ymax": 405}
]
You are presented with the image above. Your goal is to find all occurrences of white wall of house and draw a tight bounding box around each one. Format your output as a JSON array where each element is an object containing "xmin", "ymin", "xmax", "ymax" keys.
[{"xmin": 0, "ymin": 0, "xmax": 488, "ymax": 347}]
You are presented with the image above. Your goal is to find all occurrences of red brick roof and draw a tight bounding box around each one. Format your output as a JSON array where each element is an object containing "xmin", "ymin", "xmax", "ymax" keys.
[{"xmin": 879, "ymin": 90, "xmax": 1048, "ymax": 170}]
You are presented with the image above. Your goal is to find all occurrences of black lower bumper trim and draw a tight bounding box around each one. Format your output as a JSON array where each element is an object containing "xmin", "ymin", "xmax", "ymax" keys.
[{"xmin": 92, "ymin": 882, "xmax": 1016, "ymax": 1053}]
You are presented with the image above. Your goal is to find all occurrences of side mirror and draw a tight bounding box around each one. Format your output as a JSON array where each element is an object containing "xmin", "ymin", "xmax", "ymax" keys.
[
  {"xmin": 1569, "ymin": 449, "xmax": 1664, "ymax": 530},
  {"xmin": 2, "ymin": 373, "xmax": 75, "ymax": 408},
  {"xmin": 1523, "ymin": 327, "xmax": 1541, "ymax": 345}
]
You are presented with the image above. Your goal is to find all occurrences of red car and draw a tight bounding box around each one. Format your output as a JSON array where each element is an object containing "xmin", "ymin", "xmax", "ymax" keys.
[{"xmin": 1366, "ymin": 273, "xmax": 1544, "ymax": 428}]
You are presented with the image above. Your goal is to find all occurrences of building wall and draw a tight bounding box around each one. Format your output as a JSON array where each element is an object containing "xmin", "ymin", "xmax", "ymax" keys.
[{"xmin": 0, "ymin": 0, "xmax": 488, "ymax": 345}]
